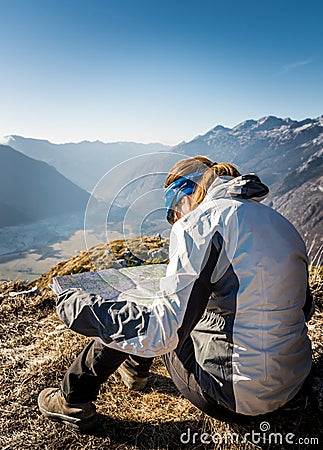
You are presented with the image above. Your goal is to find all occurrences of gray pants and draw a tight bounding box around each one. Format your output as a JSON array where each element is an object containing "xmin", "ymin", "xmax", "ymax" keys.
[
  {"xmin": 61, "ymin": 340, "xmax": 153, "ymax": 403},
  {"xmin": 60, "ymin": 338, "xmax": 251, "ymax": 424}
]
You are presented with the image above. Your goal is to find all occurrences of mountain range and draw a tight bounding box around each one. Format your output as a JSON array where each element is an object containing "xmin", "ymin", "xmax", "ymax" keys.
[
  {"xmin": 2, "ymin": 137, "xmax": 170, "ymax": 193},
  {"xmin": 174, "ymin": 115, "xmax": 322, "ymax": 187},
  {"xmin": 1, "ymin": 115, "xmax": 322, "ymax": 260}
]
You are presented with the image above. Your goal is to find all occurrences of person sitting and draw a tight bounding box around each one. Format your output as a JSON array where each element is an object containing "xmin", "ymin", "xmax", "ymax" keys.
[{"xmin": 38, "ymin": 156, "xmax": 314, "ymax": 431}]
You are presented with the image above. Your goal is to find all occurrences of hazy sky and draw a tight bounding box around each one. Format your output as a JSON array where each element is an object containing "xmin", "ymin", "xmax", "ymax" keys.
[{"xmin": 0, "ymin": 0, "xmax": 322, "ymax": 145}]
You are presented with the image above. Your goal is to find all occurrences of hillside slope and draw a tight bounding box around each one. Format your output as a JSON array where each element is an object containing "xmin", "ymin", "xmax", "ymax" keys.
[{"xmin": 0, "ymin": 144, "xmax": 90, "ymax": 227}]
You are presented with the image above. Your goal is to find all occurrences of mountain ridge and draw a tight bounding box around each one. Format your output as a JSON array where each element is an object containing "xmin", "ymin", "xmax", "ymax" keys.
[{"xmin": 2, "ymin": 136, "xmax": 171, "ymax": 192}]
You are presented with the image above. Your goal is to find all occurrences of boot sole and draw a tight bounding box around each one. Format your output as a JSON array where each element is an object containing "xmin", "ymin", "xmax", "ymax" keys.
[{"xmin": 38, "ymin": 403, "xmax": 97, "ymax": 432}]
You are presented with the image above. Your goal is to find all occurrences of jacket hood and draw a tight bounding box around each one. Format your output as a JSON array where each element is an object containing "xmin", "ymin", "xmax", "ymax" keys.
[{"xmin": 208, "ymin": 174, "xmax": 269, "ymax": 202}]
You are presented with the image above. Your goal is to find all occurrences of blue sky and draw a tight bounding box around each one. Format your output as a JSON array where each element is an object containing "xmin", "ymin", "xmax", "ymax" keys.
[{"xmin": 0, "ymin": 0, "xmax": 322, "ymax": 145}]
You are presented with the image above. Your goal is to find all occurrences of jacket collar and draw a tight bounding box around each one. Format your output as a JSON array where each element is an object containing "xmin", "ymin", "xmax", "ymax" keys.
[{"xmin": 207, "ymin": 174, "xmax": 269, "ymax": 202}]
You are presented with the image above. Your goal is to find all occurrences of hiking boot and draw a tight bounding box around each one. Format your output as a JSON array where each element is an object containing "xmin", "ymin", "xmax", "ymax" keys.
[
  {"xmin": 38, "ymin": 388, "xmax": 97, "ymax": 431},
  {"xmin": 117, "ymin": 363, "xmax": 148, "ymax": 391}
]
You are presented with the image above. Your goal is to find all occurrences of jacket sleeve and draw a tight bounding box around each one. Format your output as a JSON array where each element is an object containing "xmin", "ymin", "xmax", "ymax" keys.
[{"xmin": 56, "ymin": 216, "xmax": 220, "ymax": 357}]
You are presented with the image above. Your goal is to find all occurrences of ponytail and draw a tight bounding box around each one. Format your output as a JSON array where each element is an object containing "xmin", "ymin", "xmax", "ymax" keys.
[{"xmin": 193, "ymin": 162, "xmax": 240, "ymax": 205}]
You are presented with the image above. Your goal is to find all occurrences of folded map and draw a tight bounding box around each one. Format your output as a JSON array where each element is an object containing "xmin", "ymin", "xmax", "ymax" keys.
[{"xmin": 50, "ymin": 264, "xmax": 168, "ymax": 305}]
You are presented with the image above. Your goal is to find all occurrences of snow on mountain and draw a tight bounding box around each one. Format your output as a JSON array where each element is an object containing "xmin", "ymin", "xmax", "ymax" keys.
[
  {"xmin": 173, "ymin": 115, "xmax": 322, "ymax": 181},
  {"xmin": 0, "ymin": 135, "xmax": 14, "ymax": 145},
  {"xmin": 232, "ymin": 119, "xmax": 258, "ymax": 131}
]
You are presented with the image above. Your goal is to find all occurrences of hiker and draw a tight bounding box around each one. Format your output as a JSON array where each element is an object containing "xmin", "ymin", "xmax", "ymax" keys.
[{"xmin": 38, "ymin": 156, "xmax": 314, "ymax": 431}]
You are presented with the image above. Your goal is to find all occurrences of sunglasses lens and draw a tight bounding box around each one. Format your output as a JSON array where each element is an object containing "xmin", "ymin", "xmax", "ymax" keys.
[{"xmin": 167, "ymin": 208, "xmax": 175, "ymax": 225}]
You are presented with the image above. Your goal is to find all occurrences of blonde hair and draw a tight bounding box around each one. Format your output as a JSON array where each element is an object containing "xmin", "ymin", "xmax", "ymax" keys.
[
  {"xmin": 193, "ymin": 162, "xmax": 240, "ymax": 205},
  {"xmin": 164, "ymin": 155, "xmax": 213, "ymax": 188},
  {"xmin": 165, "ymin": 156, "xmax": 240, "ymax": 206}
]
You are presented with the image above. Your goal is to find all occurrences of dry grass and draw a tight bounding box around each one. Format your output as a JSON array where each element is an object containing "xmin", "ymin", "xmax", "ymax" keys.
[{"xmin": 0, "ymin": 240, "xmax": 322, "ymax": 449}]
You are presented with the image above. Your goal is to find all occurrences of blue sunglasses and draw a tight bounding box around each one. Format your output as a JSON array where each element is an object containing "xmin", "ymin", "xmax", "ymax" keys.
[{"xmin": 164, "ymin": 171, "xmax": 205, "ymax": 224}]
